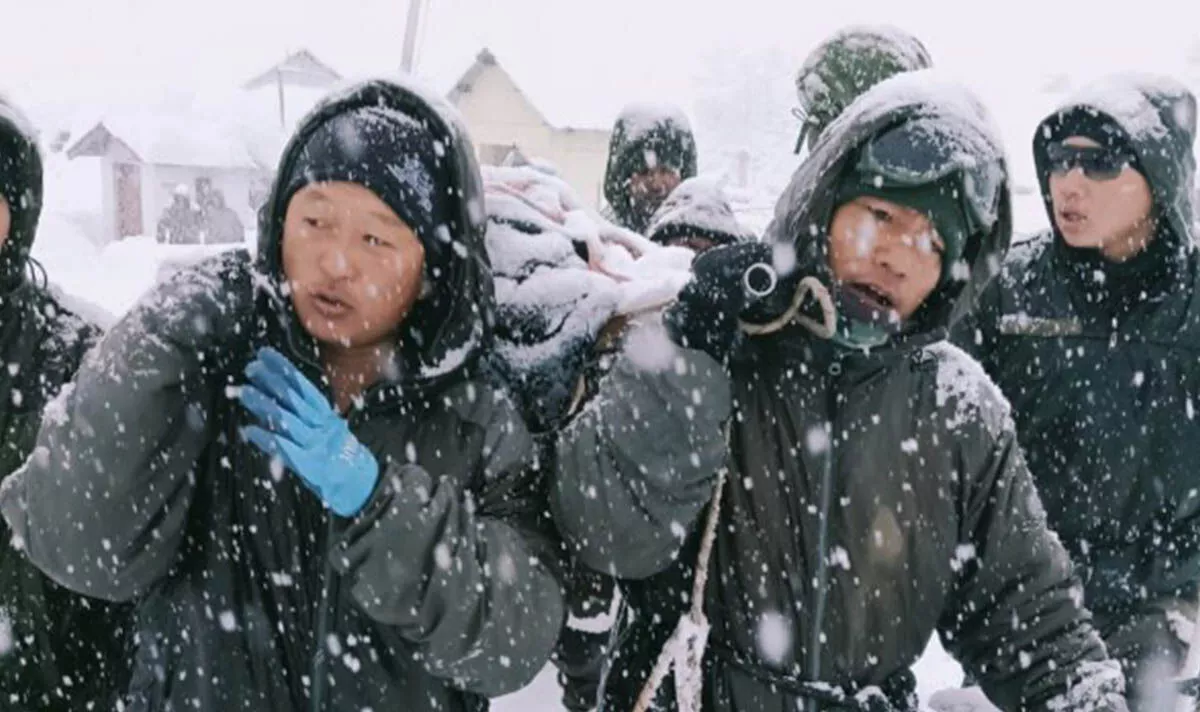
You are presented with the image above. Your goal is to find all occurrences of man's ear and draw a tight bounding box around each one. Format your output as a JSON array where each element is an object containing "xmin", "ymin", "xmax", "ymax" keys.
[{"xmin": 0, "ymin": 196, "xmax": 11, "ymax": 247}]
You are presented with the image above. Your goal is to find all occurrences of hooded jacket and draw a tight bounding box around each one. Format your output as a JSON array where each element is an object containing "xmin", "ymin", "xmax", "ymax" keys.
[
  {"xmin": 555, "ymin": 72, "xmax": 1126, "ymax": 711},
  {"xmin": 645, "ymin": 177, "xmax": 755, "ymax": 249},
  {"xmin": 602, "ymin": 105, "xmax": 698, "ymax": 234},
  {"xmin": 954, "ymin": 75, "xmax": 1200, "ymax": 686},
  {"xmin": 0, "ymin": 79, "xmax": 564, "ymax": 712},
  {"xmin": 0, "ymin": 94, "xmax": 129, "ymax": 711}
]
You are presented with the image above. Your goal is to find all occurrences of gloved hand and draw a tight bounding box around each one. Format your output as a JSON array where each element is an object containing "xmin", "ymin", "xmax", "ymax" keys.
[
  {"xmin": 238, "ymin": 346, "xmax": 379, "ymax": 517},
  {"xmin": 664, "ymin": 241, "xmax": 775, "ymax": 362}
]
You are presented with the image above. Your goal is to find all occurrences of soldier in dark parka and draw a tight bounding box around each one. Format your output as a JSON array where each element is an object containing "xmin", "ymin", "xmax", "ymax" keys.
[
  {"xmin": 0, "ymin": 92, "xmax": 130, "ymax": 712},
  {"xmin": 1, "ymin": 79, "xmax": 565, "ymax": 712},
  {"xmin": 555, "ymin": 73, "xmax": 1129, "ymax": 712},
  {"xmin": 954, "ymin": 74, "xmax": 1200, "ymax": 709}
]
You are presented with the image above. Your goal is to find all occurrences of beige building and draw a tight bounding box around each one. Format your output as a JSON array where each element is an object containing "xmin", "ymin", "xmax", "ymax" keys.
[
  {"xmin": 447, "ymin": 49, "xmax": 612, "ymax": 207},
  {"xmin": 65, "ymin": 112, "xmax": 269, "ymax": 244}
]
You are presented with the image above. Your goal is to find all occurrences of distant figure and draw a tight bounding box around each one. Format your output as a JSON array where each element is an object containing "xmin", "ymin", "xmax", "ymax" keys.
[
  {"xmin": 602, "ymin": 103, "xmax": 698, "ymax": 234},
  {"xmin": 203, "ymin": 190, "xmax": 245, "ymax": 244},
  {"xmin": 155, "ymin": 184, "xmax": 200, "ymax": 244}
]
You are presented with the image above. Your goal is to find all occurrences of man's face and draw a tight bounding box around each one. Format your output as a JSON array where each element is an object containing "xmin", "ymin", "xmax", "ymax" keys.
[
  {"xmin": 1048, "ymin": 136, "xmax": 1153, "ymax": 258},
  {"xmin": 282, "ymin": 182, "xmax": 426, "ymax": 350},
  {"xmin": 628, "ymin": 167, "xmax": 682, "ymax": 215},
  {"xmin": 827, "ymin": 196, "xmax": 944, "ymax": 322},
  {"xmin": 0, "ymin": 197, "xmax": 9, "ymax": 248}
]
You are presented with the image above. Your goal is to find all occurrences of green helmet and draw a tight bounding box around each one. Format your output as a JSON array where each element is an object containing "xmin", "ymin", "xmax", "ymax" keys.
[{"xmin": 794, "ymin": 25, "xmax": 933, "ymax": 153}]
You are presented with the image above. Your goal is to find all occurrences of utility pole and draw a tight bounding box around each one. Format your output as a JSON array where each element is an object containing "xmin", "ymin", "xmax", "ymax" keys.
[
  {"xmin": 400, "ymin": 0, "xmax": 424, "ymax": 73},
  {"xmin": 276, "ymin": 70, "xmax": 286, "ymax": 129}
]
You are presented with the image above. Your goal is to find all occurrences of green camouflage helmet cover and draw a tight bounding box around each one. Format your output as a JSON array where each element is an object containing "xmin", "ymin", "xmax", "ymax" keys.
[{"xmin": 794, "ymin": 25, "xmax": 933, "ymax": 152}]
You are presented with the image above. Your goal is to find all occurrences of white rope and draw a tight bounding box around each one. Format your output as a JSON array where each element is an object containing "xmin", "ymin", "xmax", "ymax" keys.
[
  {"xmin": 740, "ymin": 275, "xmax": 837, "ymax": 339},
  {"xmin": 632, "ymin": 467, "xmax": 727, "ymax": 712},
  {"xmin": 1176, "ymin": 590, "xmax": 1200, "ymax": 712},
  {"xmin": 630, "ymin": 277, "xmax": 838, "ymax": 711}
]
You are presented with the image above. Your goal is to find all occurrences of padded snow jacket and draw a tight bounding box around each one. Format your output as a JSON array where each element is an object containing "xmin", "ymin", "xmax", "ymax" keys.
[
  {"xmin": 0, "ymin": 92, "xmax": 130, "ymax": 712},
  {"xmin": 555, "ymin": 73, "xmax": 1128, "ymax": 712},
  {"xmin": 953, "ymin": 75, "xmax": 1200, "ymax": 700},
  {"xmin": 0, "ymin": 79, "xmax": 565, "ymax": 712}
]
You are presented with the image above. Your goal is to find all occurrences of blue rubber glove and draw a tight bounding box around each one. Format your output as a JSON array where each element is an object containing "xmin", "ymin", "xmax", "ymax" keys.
[{"xmin": 237, "ymin": 346, "xmax": 379, "ymax": 517}]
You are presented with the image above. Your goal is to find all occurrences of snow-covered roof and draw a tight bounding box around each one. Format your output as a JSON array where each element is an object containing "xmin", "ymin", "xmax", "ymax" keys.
[
  {"xmin": 243, "ymin": 49, "xmax": 342, "ymax": 91},
  {"xmin": 442, "ymin": 48, "xmax": 616, "ymax": 132},
  {"xmin": 65, "ymin": 111, "xmax": 263, "ymax": 169}
]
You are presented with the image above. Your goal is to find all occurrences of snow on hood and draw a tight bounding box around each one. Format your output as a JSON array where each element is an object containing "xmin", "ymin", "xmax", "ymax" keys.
[
  {"xmin": 256, "ymin": 77, "xmax": 491, "ymax": 391},
  {"xmin": 1055, "ymin": 73, "xmax": 1196, "ymax": 147},
  {"xmin": 797, "ymin": 24, "xmax": 933, "ymax": 88},
  {"xmin": 646, "ymin": 175, "xmax": 757, "ymax": 246},
  {"xmin": 0, "ymin": 92, "xmax": 40, "ymax": 149},
  {"xmin": 1034, "ymin": 73, "xmax": 1197, "ymax": 249},
  {"xmin": 827, "ymin": 70, "xmax": 1006, "ymax": 157},
  {"xmin": 764, "ymin": 69, "xmax": 1011, "ymax": 336},
  {"xmin": 614, "ymin": 102, "xmax": 694, "ymax": 145},
  {"xmin": 824, "ymin": 25, "xmax": 930, "ymax": 64}
]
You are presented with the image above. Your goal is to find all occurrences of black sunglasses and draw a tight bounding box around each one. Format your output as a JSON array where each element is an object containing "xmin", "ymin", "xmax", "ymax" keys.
[{"xmin": 1045, "ymin": 143, "xmax": 1133, "ymax": 182}]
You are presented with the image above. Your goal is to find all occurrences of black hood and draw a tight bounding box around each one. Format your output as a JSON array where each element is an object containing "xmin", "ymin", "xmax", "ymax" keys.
[
  {"xmin": 602, "ymin": 104, "xmax": 698, "ymax": 233},
  {"xmin": 0, "ymin": 95, "xmax": 43, "ymax": 292},
  {"xmin": 763, "ymin": 70, "xmax": 1012, "ymax": 339},
  {"xmin": 646, "ymin": 176, "xmax": 755, "ymax": 248},
  {"xmin": 256, "ymin": 78, "xmax": 492, "ymax": 392},
  {"xmin": 1033, "ymin": 73, "xmax": 1197, "ymax": 253}
]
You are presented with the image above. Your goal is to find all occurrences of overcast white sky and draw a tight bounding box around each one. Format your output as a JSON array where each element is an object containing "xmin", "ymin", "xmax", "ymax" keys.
[
  {"xmin": 7, "ymin": 0, "xmax": 1199, "ymax": 104},
  {"xmin": 5, "ymin": 0, "xmax": 1200, "ymax": 212}
]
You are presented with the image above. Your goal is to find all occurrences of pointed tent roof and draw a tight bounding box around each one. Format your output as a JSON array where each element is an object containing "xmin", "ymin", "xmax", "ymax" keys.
[
  {"xmin": 243, "ymin": 49, "xmax": 342, "ymax": 91},
  {"xmin": 65, "ymin": 111, "xmax": 262, "ymax": 169},
  {"xmin": 445, "ymin": 48, "xmax": 613, "ymax": 132}
]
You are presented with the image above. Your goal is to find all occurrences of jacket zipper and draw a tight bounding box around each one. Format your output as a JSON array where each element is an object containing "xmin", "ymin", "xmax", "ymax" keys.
[
  {"xmin": 804, "ymin": 358, "xmax": 842, "ymax": 712},
  {"xmin": 309, "ymin": 517, "xmax": 340, "ymax": 712},
  {"xmin": 308, "ymin": 406, "xmax": 370, "ymax": 712}
]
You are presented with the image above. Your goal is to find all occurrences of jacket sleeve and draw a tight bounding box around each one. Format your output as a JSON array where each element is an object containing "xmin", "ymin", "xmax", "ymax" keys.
[
  {"xmin": 331, "ymin": 386, "xmax": 566, "ymax": 698},
  {"xmin": 937, "ymin": 389, "xmax": 1128, "ymax": 712},
  {"xmin": 0, "ymin": 301, "xmax": 103, "ymax": 478},
  {"xmin": 550, "ymin": 322, "xmax": 732, "ymax": 580},
  {"xmin": 0, "ymin": 256, "xmax": 246, "ymax": 602}
]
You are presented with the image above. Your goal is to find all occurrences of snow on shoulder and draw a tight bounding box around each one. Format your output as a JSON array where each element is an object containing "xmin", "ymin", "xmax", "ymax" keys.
[
  {"xmin": 615, "ymin": 102, "xmax": 693, "ymax": 142},
  {"xmin": 924, "ymin": 341, "xmax": 1012, "ymax": 436}
]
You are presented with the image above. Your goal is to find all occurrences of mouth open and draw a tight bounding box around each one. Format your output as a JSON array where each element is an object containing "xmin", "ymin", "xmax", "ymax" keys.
[
  {"xmin": 1057, "ymin": 208, "xmax": 1087, "ymax": 229},
  {"xmin": 311, "ymin": 289, "xmax": 352, "ymax": 318},
  {"xmin": 839, "ymin": 282, "xmax": 903, "ymax": 331},
  {"xmin": 849, "ymin": 282, "xmax": 895, "ymax": 311}
]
